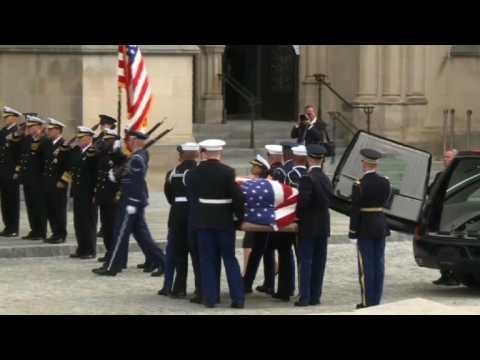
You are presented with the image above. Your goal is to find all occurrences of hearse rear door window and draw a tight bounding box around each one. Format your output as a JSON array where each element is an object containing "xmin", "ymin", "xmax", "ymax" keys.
[{"xmin": 331, "ymin": 131, "xmax": 432, "ymax": 234}]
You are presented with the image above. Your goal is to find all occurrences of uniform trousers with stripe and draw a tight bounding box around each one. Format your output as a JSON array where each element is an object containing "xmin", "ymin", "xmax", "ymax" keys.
[
  {"xmin": 163, "ymin": 227, "xmax": 189, "ymax": 294},
  {"xmin": 197, "ymin": 229, "xmax": 244, "ymax": 305},
  {"xmin": 99, "ymin": 202, "xmax": 116, "ymax": 259},
  {"xmin": 357, "ymin": 237, "xmax": 386, "ymax": 307},
  {"xmin": 106, "ymin": 201, "xmax": 165, "ymax": 272},
  {"xmin": 271, "ymin": 232, "xmax": 295, "ymax": 298},
  {"xmin": 45, "ymin": 184, "xmax": 67, "ymax": 240}
]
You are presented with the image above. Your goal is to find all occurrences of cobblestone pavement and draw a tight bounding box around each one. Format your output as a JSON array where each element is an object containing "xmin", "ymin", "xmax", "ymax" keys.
[{"xmin": 2, "ymin": 240, "xmax": 480, "ymax": 315}]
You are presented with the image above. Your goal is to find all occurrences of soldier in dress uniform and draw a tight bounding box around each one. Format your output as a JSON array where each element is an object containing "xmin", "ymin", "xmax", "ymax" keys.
[
  {"xmin": 295, "ymin": 144, "xmax": 332, "ymax": 307},
  {"xmin": 94, "ymin": 115, "xmax": 118, "ymax": 239},
  {"xmin": 287, "ymin": 145, "xmax": 309, "ymax": 189},
  {"xmin": 349, "ymin": 149, "xmax": 392, "ymax": 309},
  {"xmin": 188, "ymin": 139, "xmax": 245, "ymax": 309},
  {"xmin": 43, "ymin": 118, "xmax": 68, "ymax": 244},
  {"xmin": 0, "ymin": 106, "xmax": 22, "ymax": 237},
  {"xmin": 60, "ymin": 127, "xmax": 98, "ymax": 259},
  {"xmin": 13, "ymin": 115, "xmax": 48, "ymax": 240},
  {"xmin": 243, "ymin": 155, "xmax": 276, "ymax": 295},
  {"xmin": 93, "ymin": 130, "xmax": 166, "ymax": 276},
  {"xmin": 158, "ymin": 143, "xmax": 200, "ymax": 298},
  {"xmin": 281, "ymin": 141, "xmax": 296, "ymax": 175},
  {"xmin": 266, "ymin": 144, "xmax": 295, "ymax": 302},
  {"xmin": 93, "ymin": 128, "xmax": 125, "ymax": 263}
]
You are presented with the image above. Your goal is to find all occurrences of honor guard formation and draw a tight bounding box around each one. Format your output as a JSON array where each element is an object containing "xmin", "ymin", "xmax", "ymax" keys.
[{"xmin": 0, "ymin": 104, "xmax": 393, "ymax": 310}]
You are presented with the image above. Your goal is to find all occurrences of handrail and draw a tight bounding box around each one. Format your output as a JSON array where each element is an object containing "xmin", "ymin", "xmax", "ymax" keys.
[
  {"xmin": 218, "ymin": 73, "xmax": 261, "ymax": 149},
  {"xmin": 328, "ymin": 112, "xmax": 359, "ymax": 136}
]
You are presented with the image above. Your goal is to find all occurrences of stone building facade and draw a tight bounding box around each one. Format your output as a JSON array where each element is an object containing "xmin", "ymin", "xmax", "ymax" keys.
[{"xmin": 0, "ymin": 45, "xmax": 479, "ymax": 153}]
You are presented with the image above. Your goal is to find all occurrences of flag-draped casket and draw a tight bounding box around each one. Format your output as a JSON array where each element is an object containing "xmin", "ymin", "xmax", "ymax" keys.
[{"xmin": 236, "ymin": 177, "xmax": 299, "ymax": 233}]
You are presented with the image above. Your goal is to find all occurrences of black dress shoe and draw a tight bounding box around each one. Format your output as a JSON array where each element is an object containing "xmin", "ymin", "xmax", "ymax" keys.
[
  {"xmin": 256, "ymin": 285, "xmax": 274, "ymax": 295},
  {"xmin": 29, "ymin": 237, "xmax": 46, "ymax": 241},
  {"xmin": 97, "ymin": 257, "xmax": 106, "ymax": 263},
  {"xmin": 245, "ymin": 288, "xmax": 253, "ymax": 294},
  {"xmin": 79, "ymin": 255, "xmax": 96, "ymax": 260},
  {"xmin": 310, "ymin": 300, "xmax": 321, "ymax": 306},
  {"xmin": 21, "ymin": 233, "xmax": 34, "ymax": 240},
  {"xmin": 158, "ymin": 288, "xmax": 171, "ymax": 296},
  {"xmin": 231, "ymin": 302, "xmax": 245, "ymax": 309},
  {"xmin": 190, "ymin": 296, "xmax": 202, "ymax": 304},
  {"xmin": 295, "ymin": 301, "xmax": 310, "ymax": 307},
  {"xmin": 356, "ymin": 304, "xmax": 367, "ymax": 310},
  {"xmin": 137, "ymin": 263, "xmax": 146, "ymax": 269},
  {"xmin": 0, "ymin": 231, "xmax": 18, "ymax": 238},
  {"xmin": 170, "ymin": 292, "xmax": 187, "ymax": 299},
  {"xmin": 70, "ymin": 254, "xmax": 81, "ymax": 259},
  {"xmin": 143, "ymin": 265, "xmax": 156, "ymax": 273},
  {"xmin": 45, "ymin": 237, "xmax": 66, "ymax": 244},
  {"xmin": 272, "ymin": 293, "xmax": 290, "ymax": 302},
  {"xmin": 204, "ymin": 303, "xmax": 216, "ymax": 309},
  {"xmin": 92, "ymin": 268, "xmax": 119, "ymax": 277},
  {"xmin": 151, "ymin": 269, "xmax": 165, "ymax": 277}
]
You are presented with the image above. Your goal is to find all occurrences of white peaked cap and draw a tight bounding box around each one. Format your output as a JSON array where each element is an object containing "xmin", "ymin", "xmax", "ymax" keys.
[
  {"xmin": 47, "ymin": 117, "xmax": 65, "ymax": 128},
  {"xmin": 292, "ymin": 145, "xmax": 307, "ymax": 156},
  {"xmin": 77, "ymin": 126, "xmax": 95, "ymax": 136},
  {"xmin": 199, "ymin": 139, "xmax": 226, "ymax": 151},
  {"xmin": 181, "ymin": 142, "xmax": 200, "ymax": 151},
  {"xmin": 26, "ymin": 115, "xmax": 45, "ymax": 125},
  {"xmin": 2, "ymin": 106, "xmax": 22, "ymax": 117},
  {"xmin": 265, "ymin": 145, "xmax": 283, "ymax": 155}
]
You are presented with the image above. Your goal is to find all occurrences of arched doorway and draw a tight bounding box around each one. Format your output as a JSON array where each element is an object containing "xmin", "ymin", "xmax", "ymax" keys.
[{"xmin": 224, "ymin": 45, "xmax": 299, "ymax": 122}]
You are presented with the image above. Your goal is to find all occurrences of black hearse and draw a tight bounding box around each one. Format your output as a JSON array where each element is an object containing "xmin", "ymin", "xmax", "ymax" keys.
[{"xmin": 331, "ymin": 131, "xmax": 480, "ymax": 288}]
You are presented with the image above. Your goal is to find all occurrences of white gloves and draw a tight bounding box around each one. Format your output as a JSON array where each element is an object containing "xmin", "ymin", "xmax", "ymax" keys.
[
  {"xmin": 108, "ymin": 169, "xmax": 116, "ymax": 183},
  {"xmin": 113, "ymin": 139, "xmax": 122, "ymax": 151},
  {"xmin": 126, "ymin": 206, "xmax": 137, "ymax": 215},
  {"xmin": 350, "ymin": 239, "xmax": 358, "ymax": 246}
]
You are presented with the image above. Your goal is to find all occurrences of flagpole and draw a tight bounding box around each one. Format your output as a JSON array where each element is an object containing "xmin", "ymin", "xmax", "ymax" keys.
[{"xmin": 117, "ymin": 85, "xmax": 122, "ymax": 137}]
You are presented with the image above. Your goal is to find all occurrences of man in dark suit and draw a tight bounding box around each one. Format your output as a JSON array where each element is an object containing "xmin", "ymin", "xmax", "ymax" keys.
[
  {"xmin": 291, "ymin": 106, "xmax": 328, "ymax": 146},
  {"xmin": 188, "ymin": 139, "xmax": 245, "ymax": 309},
  {"xmin": 349, "ymin": 149, "xmax": 392, "ymax": 309},
  {"xmin": 0, "ymin": 106, "xmax": 22, "ymax": 237},
  {"xmin": 43, "ymin": 118, "xmax": 68, "ymax": 244},
  {"xmin": 429, "ymin": 149, "xmax": 460, "ymax": 287},
  {"xmin": 296, "ymin": 144, "xmax": 332, "ymax": 307}
]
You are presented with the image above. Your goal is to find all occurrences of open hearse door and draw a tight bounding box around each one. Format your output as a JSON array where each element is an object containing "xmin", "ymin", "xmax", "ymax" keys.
[{"xmin": 330, "ymin": 131, "xmax": 432, "ymax": 234}]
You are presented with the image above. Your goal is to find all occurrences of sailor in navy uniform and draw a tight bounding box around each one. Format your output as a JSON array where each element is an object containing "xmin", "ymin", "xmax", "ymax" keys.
[
  {"xmin": 350, "ymin": 149, "xmax": 392, "ymax": 309},
  {"xmin": 60, "ymin": 127, "xmax": 98, "ymax": 259},
  {"xmin": 13, "ymin": 115, "xmax": 48, "ymax": 241},
  {"xmin": 296, "ymin": 144, "xmax": 332, "ymax": 307},
  {"xmin": 0, "ymin": 106, "xmax": 22, "ymax": 237},
  {"xmin": 188, "ymin": 139, "xmax": 245, "ymax": 309},
  {"xmin": 265, "ymin": 144, "xmax": 296, "ymax": 302},
  {"xmin": 243, "ymin": 155, "xmax": 276, "ymax": 295},
  {"xmin": 43, "ymin": 118, "xmax": 68, "ymax": 244},
  {"xmin": 158, "ymin": 143, "xmax": 199, "ymax": 298},
  {"xmin": 281, "ymin": 141, "xmax": 296, "ymax": 175},
  {"xmin": 287, "ymin": 145, "xmax": 309, "ymax": 189},
  {"xmin": 93, "ymin": 130, "xmax": 166, "ymax": 276}
]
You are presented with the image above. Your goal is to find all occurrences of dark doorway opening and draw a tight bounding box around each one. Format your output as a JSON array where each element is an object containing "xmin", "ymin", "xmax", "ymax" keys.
[{"xmin": 224, "ymin": 45, "xmax": 299, "ymax": 122}]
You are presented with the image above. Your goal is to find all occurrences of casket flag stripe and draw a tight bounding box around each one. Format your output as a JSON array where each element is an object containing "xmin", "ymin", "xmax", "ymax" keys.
[{"xmin": 118, "ymin": 45, "xmax": 153, "ymax": 132}]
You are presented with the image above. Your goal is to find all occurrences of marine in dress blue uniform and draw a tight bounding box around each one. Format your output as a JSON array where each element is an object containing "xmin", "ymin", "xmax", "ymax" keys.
[
  {"xmin": 188, "ymin": 139, "xmax": 245, "ymax": 309},
  {"xmin": 93, "ymin": 130, "xmax": 166, "ymax": 276},
  {"xmin": 158, "ymin": 143, "xmax": 199, "ymax": 298},
  {"xmin": 0, "ymin": 106, "xmax": 22, "ymax": 237},
  {"xmin": 349, "ymin": 149, "xmax": 392, "ymax": 309},
  {"xmin": 295, "ymin": 144, "xmax": 332, "ymax": 307}
]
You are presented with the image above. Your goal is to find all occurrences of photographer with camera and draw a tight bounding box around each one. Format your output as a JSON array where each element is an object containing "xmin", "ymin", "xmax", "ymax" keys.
[{"xmin": 291, "ymin": 105, "xmax": 335, "ymax": 157}]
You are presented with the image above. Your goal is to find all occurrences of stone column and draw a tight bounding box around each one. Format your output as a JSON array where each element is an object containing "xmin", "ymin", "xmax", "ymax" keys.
[
  {"xmin": 355, "ymin": 45, "xmax": 379, "ymax": 104},
  {"xmin": 382, "ymin": 45, "xmax": 403, "ymax": 103},
  {"xmin": 406, "ymin": 45, "xmax": 427, "ymax": 104},
  {"xmin": 197, "ymin": 45, "xmax": 225, "ymax": 124},
  {"xmin": 300, "ymin": 45, "xmax": 328, "ymax": 115}
]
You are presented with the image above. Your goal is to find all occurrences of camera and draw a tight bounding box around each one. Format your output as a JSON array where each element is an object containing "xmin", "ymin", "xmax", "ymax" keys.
[{"xmin": 299, "ymin": 114, "xmax": 309, "ymax": 123}]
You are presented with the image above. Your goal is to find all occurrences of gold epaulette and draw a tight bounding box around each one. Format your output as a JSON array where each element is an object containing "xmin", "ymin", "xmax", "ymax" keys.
[
  {"xmin": 61, "ymin": 171, "xmax": 73, "ymax": 184},
  {"xmin": 31, "ymin": 142, "xmax": 40, "ymax": 151},
  {"xmin": 10, "ymin": 134, "xmax": 23, "ymax": 143}
]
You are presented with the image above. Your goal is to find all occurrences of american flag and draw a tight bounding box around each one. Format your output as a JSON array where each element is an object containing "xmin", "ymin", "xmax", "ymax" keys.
[
  {"xmin": 118, "ymin": 45, "xmax": 153, "ymax": 132},
  {"xmin": 237, "ymin": 178, "xmax": 299, "ymax": 231}
]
